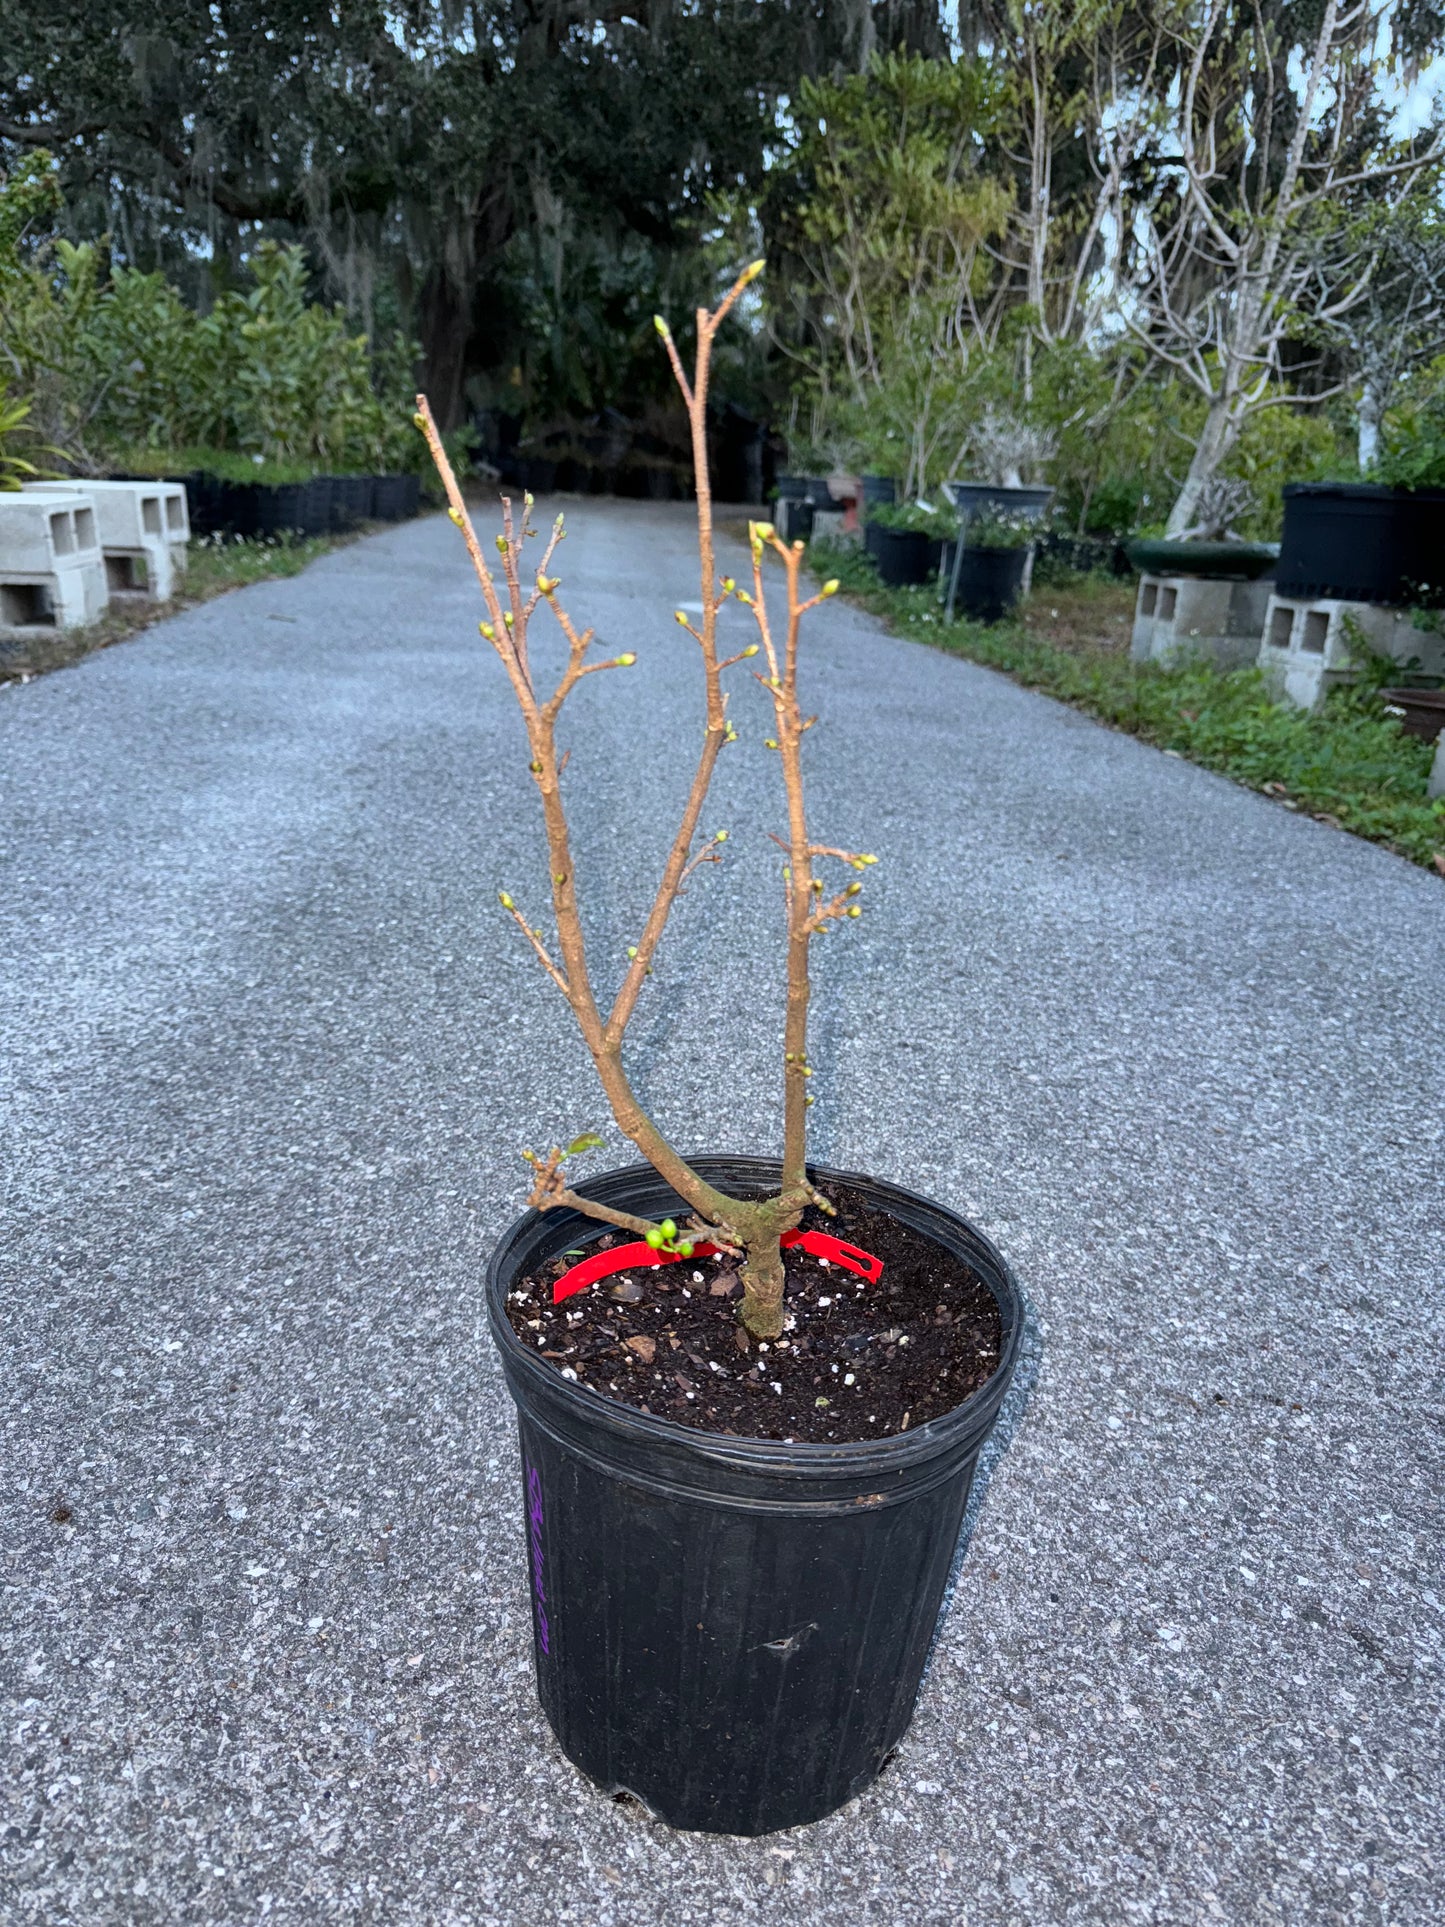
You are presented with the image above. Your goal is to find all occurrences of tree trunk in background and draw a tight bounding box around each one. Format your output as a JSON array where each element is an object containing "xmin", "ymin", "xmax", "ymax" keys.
[
  {"xmin": 418, "ymin": 272, "xmax": 472, "ymax": 429},
  {"xmin": 1165, "ymin": 391, "xmax": 1245, "ymax": 537},
  {"xmin": 1357, "ymin": 375, "xmax": 1382, "ymax": 472}
]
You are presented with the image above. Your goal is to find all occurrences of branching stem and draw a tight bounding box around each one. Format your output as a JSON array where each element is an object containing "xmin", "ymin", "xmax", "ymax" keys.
[{"xmin": 417, "ymin": 260, "xmax": 863, "ymax": 1338}]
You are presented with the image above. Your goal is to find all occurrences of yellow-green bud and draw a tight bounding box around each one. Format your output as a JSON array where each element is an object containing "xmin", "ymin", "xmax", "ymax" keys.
[
  {"xmin": 822, "ymin": 579, "xmax": 840, "ymax": 597},
  {"xmin": 660, "ymin": 1219, "xmax": 677, "ymax": 1240},
  {"xmin": 653, "ymin": 315, "xmax": 671, "ymax": 338},
  {"xmin": 846, "ymin": 881, "xmax": 862, "ymax": 896},
  {"xmin": 677, "ymin": 1241, "xmax": 694, "ymax": 1259},
  {"xmin": 805, "ymin": 1094, "xmax": 816, "ymax": 1106},
  {"xmin": 756, "ymin": 522, "xmax": 775, "ymax": 540},
  {"xmin": 736, "ymin": 590, "xmax": 754, "ymax": 606},
  {"xmin": 496, "ymin": 534, "xmax": 508, "ymax": 554},
  {"xmin": 646, "ymin": 1228, "xmax": 665, "ymax": 1249},
  {"xmin": 764, "ymin": 738, "xmax": 778, "ymax": 750},
  {"xmin": 479, "ymin": 621, "xmax": 495, "ymax": 640},
  {"xmin": 742, "ymin": 643, "xmax": 759, "ymax": 656},
  {"xmin": 715, "ymin": 829, "xmax": 728, "ymax": 843},
  {"xmin": 721, "ymin": 577, "xmax": 735, "ymax": 593},
  {"xmin": 614, "ymin": 653, "xmax": 636, "ymax": 666},
  {"xmin": 674, "ymin": 610, "xmax": 690, "ymax": 627},
  {"xmin": 498, "ymin": 892, "xmax": 514, "ymax": 909},
  {"xmin": 627, "ymin": 945, "xmax": 638, "ymax": 958},
  {"xmin": 412, "ymin": 412, "xmax": 426, "ymax": 431},
  {"xmin": 742, "ymin": 258, "xmax": 765, "ymax": 284},
  {"xmin": 503, "ymin": 611, "xmax": 514, "ymax": 628},
  {"xmin": 448, "ymin": 506, "xmax": 463, "ymax": 526},
  {"xmin": 524, "ymin": 491, "xmax": 534, "ymax": 509},
  {"xmin": 537, "ymin": 574, "xmax": 560, "ymax": 594}
]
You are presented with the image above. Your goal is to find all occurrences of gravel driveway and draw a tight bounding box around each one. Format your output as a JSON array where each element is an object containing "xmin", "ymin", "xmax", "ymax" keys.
[{"xmin": 2, "ymin": 502, "xmax": 1441, "ymax": 1924}]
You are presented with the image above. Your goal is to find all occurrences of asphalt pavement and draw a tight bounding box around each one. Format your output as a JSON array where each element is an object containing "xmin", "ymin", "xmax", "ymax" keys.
[{"xmin": 2, "ymin": 502, "xmax": 1442, "ymax": 1925}]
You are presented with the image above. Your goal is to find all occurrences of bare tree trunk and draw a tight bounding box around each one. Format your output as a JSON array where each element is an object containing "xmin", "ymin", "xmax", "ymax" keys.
[
  {"xmin": 1165, "ymin": 388, "xmax": 1245, "ymax": 537},
  {"xmin": 1357, "ymin": 374, "xmax": 1383, "ymax": 471}
]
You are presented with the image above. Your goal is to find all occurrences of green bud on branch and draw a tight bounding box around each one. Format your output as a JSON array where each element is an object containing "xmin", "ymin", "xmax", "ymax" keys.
[
  {"xmin": 613, "ymin": 653, "xmax": 636, "ymax": 666},
  {"xmin": 498, "ymin": 892, "xmax": 514, "ymax": 909},
  {"xmin": 479, "ymin": 621, "xmax": 495, "ymax": 640},
  {"xmin": 822, "ymin": 579, "xmax": 840, "ymax": 597}
]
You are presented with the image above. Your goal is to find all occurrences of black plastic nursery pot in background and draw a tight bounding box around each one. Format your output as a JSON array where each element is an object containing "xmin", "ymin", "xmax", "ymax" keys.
[
  {"xmin": 254, "ymin": 478, "xmax": 332, "ymax": 538},
  {"xmin": 370, "ymin": 473, "xmax": 423, "ymax": 521},
  {"xmin": 943, "ymin": 544, "xmax": 1028, "ymax": 623},
  {"xmin": 486, "ymin": 1156, "xmax": 1022, "ymax": 1837},
  {"xmin": 776, "ymin": 474, "xmax": 836, "ymax": 509},
  {"xmin": 777, "ymin": 496, "xmax": 815, "ymax": 544},
  {"xmin": 1277, "ymin": 482, "xmax": 1445, "ymax": 605},
  {"xmin": 864, "ymin": 523, "xmax": 939, "ymax": 588},
  {"xmin": 861, "ymin": 474, "xmax": 897, "ymax": 509}
]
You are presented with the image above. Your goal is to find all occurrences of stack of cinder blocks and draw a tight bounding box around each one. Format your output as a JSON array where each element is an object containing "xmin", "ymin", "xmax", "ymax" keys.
[
  {"xmin": 0, "ymin": 493, "xmax": 109, "ymax": 636},
  {"xmin": 27, "ymin": 479, "xmax": 189, "ymax": 601},
  {"xmin": 1257, "ymin": 597, "xmax": 1445, "ymax": 711},
  {"xmin": 1130, "ymin": 574, "xmax": 1274, "ymax": 669}
]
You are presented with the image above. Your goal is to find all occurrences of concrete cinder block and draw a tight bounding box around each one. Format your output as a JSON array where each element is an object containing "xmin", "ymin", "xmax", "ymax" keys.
[
  {"xmin": 25, "ymin": 480, "xmax": 188, "ymax": 600},
  {"xmin": 1131, "ymin": 573, "xmax": 1272, "ymax": 669},
  {"xmin": 0, "ymin": 493, "xmax": 109, "ymax": 631},
  {"xmin": 1257, "ymin": 596, "xmax": 1445, "ymax": 711}
]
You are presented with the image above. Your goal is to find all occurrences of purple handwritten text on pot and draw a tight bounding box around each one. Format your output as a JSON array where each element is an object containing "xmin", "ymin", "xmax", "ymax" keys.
[{"xmin": 526, "ymin": 1464, "xmax": 550, "ymax": 1654}]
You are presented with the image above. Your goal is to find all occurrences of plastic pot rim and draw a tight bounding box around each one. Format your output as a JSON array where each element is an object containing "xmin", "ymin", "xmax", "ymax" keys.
[{"xmin": 485, "ymin": 1154, "xmax": 1023, "ymax": 1485}]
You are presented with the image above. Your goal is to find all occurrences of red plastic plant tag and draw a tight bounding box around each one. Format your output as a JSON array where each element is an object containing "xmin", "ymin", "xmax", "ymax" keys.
[{"xmin": 551, "ymin": 1227, "xmax": 883, "ymax": 1303}]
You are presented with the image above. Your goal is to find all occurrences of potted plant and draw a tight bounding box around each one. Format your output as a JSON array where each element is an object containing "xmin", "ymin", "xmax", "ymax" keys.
[
  {"xmin": 412, "ymin": 265, "xmax": 1022, "ymax": 1837},
  {"xmin": 948, "ymin": 510, "xmax": 1037, "ymax": 623},
  {"xmin": 862, "ymin": 499, "xmax": 950, "ymax": 586}
]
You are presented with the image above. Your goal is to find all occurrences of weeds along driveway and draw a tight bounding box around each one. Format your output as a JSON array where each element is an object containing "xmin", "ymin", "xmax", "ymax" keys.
[{"xmin": 2, "ymin": 502, "xmax": 1442, "ymax": 1925}]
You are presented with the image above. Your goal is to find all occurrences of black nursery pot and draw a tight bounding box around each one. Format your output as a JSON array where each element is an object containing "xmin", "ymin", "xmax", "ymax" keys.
[
  {"xmin": 949, "ymin": 544, "xmax": 1028, "ymax": 623},
  {"xmin": 866, "ymin": 524, "xmax": 937, "ymax": 587},
  {"xmin": 1276, "ymin": 482, "xmax": 1445, "ymax": 605},
  {"xmin": 371, "ymin": 473, "xmax": 422, "ymax": 521},
  {"xmin": 486, "ymin": 1156, "xmax": 1022, "ymax": 1836}
]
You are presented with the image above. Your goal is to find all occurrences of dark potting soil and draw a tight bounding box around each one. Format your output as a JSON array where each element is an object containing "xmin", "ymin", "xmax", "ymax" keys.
[{"xmin": 506, "ymin": 1183, "xmax": 1003, "ymax": 1443}]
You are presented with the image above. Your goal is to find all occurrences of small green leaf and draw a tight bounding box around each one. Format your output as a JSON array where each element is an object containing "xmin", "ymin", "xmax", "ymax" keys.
[{"xmin": 566, "ymin": 1132, "xmax": 605, "ymax": 1157}]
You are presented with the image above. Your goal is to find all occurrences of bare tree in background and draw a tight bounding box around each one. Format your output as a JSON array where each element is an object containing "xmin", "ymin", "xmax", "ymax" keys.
[{"xmin": 1122, "ymin": 0, "xmax": 1443, "ymax": 536}]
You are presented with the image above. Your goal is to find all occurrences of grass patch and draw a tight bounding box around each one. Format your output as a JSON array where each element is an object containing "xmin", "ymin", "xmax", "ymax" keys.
[
  {"xmin": 813, "ymin": 538, "xmax": 1445, "ymax": 875},
  {"xmin": 0, "ymin": 529, "xmax": 347, "ymax": 685}
]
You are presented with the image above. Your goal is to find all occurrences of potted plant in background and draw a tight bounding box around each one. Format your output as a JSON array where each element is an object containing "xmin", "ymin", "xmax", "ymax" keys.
[
  {"xmin": 947, "ymin": 508, "xmax": 1034, "ymax": 623},
  {"xmin": 862, "ymin": 498, "xmax": 952, "ymax": 586},
  {"xmin": 413, "ymin": 265, "xmax": 1022, "ymax": 1837}
]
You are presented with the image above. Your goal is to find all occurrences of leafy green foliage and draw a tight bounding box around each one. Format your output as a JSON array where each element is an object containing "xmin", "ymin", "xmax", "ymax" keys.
[
  {"xmin": 1377, "ymin": 353, "xmax": 1445, "ymax": 488},
  {"xmin": 0, "ymin": 160, "xmax": 420, "ymax": 474}
]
